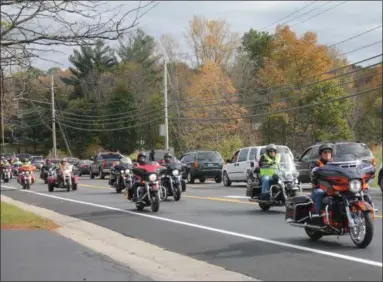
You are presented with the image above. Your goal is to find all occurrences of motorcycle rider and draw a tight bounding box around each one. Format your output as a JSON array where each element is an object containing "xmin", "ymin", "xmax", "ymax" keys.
[
  {"xmin": 23, "ymin": 158, "xmax": 32, "ymax": 166},
  {"xmin": 110, "ymin": 160, "xmax": 130, "ymax": 186},
  {"xmin": 1, "ymin": 156, "xmax": 10, "ymax": 166},
  {"xmin": 129, "ymin": 152, "xmax": 148, "ymax": 201},
  {"xmin": 259, "ymin": 144, "xmax": 281, "ymax": 199},
  {"xmin": 56, "ymin": 159, "xmax": 70, "ymax": 184},
  {"xmin": 12, "ymin": 157, "xmax": 22, "ymax": 166},
  {"xmin": 310, "ymin": 143, "xmax": 374, "ymax": 218}
]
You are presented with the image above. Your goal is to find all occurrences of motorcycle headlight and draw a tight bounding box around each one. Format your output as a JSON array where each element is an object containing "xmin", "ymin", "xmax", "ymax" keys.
[
  {"xmin": 172, "ymin": 169, "xmax": 179, "ymax": 176},
  {"xmin": 64, "ymin": 169, "xmax": 71, "ymax": 175},
  {"xmin": 121, "ymin": 170, "xmax": 125, "ymax": 174},
  {"xmin": 25, "ymin": 171, "xmax": 30, "ymax": 174},
  {"xmin": 349, "ymin": 179, "xmax": 362, "ymax": 193},
  {"xmin": 148, "ymin": 173, "xmax": 157, "ymax": 182},
  {"xmin": 125, "ymin": 169, "xmax": 130, "ymax": 174}
]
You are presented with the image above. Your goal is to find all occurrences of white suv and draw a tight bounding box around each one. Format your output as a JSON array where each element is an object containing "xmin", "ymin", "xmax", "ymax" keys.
[{"xmin": 222, "ymin": 145, "xmax": 293, "ymax": 186}]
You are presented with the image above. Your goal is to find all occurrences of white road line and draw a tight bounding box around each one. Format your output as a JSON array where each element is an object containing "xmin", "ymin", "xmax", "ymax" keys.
[
  {"xmin": 1, "ymin": 185, "xmax": 382, "ymax": 268},
  {"xmin": 223, "ymin": 196, "xmax": 250, "ymax": 199}
]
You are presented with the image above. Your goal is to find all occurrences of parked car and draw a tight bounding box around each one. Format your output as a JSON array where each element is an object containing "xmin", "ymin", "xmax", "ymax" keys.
[
  {"xmin": 90, "ymin": 152, "xmax": 131, "ymax": 179},
  {"xmin": 75, "ymin": 160, "xmax": 93, "ymax": 176},
  {"xmin": 17, "ymin": 153, "xmax": 31, "ymax": 162},
  {"xmin": 294, "ymin": 141, "xmax": 376, "ymax": 183},
  {"xmin": 31, "ymin": 156, "xmax": 44, "ymax": 170},
  {"xmin": 223, "ymin": 145, "xmax": 293, "ymax": 187},
  {"xmin": 179, "ymin": 150, "xmax": 223, "ymax": 184}
]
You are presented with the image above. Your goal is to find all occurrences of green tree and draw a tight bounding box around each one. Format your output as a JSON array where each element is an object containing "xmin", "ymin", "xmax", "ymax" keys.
[{"xmin": 240, "ymin": 29, "xmax": 273, "ymax": 69}]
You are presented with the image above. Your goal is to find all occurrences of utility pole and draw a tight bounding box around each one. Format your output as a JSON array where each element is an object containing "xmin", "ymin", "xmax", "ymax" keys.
[
  {"xmin": 0, "ymin": 68, "xmax": 4, "ymax": 154},
  {"xmin": 164, "ymin": 57, "xmax": 169, "ymax": 151},
  {"xmin": 51, "ymin": 74, "xmax": 57, "ymax": 158}
]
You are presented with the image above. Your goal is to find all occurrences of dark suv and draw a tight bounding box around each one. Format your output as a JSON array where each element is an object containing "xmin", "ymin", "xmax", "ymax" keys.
[
  {"xmin": 295, "ymin": 141, "xmax": 376, "ymax": 183},
  {"xmin": 179, "ymin": 150, "xmax": 223, "ymax": 184}
]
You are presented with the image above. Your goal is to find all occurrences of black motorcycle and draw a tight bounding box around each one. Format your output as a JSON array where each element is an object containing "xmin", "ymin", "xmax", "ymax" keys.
[
  {"xmin": 40, "ymin": 164, "xmax": 53, "ymax": 184},
  {"xmin": 109, "ymin": 165, "xmax": 133, "ymax": 193},
  {"xmin": 159, "ymin": 164, "xmax": 182, "ymax": 201}
]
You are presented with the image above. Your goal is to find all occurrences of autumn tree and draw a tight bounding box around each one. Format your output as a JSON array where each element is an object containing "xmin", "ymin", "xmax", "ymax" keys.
[
  {"xmin": 186, "ymin": 16, "xmax": 240, "ymax": 68},
  {"xmin": 180, "ymin": 60, "xmax": 247, "ymax": 150}
]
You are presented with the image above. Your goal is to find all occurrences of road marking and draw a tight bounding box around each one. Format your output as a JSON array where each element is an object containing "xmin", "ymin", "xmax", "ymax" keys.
[
  {"xmin": 223, "ymin": 195, "xmax": 250, "ymax": 199},
  {"xmin": 1, "ymin": 185, "xmax": 382, "ymax": 268},
  {"xmin": 77, "ymin": 183, "xmax": 383, "ymax": 218}
]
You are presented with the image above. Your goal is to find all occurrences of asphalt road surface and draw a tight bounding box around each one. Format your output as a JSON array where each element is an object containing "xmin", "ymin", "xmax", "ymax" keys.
[
  {"xmin": 1, "ymin": 230, "xmax": 151, "ymax": 281},
  {"xmin": 1, "ymin": 175, "xmax": 382, "ymax": 281}
]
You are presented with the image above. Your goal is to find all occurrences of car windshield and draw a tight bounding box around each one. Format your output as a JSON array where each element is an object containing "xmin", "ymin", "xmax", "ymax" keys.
[
  {"xmin": 197, "ymin": 151, "xmax": 222, "ymax": 162},
  {"xmin": 335, "ymin": 143, "xmax": 373, "ymax": 158},
  {"xmin": 101, "ymin": 153, "xmax": 121, "ymax": 160}
]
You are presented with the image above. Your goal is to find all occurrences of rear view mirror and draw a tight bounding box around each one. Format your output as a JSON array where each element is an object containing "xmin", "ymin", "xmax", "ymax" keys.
[
  {"xmin": 294, "ymin": 155, "xmax": 301, "ymax": 161},
  {"xmin": 250, "ymin": 161, "xmax": 254, "ymax": 168},
  {"xmin": 226, "ymin": 159, "xmax": 231, "ymax": 163}
]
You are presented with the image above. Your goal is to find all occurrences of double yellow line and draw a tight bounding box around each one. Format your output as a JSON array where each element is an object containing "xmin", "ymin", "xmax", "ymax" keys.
[{"xmin": 79, "ymin": 183, "xmax": 383, "ymax": 219}]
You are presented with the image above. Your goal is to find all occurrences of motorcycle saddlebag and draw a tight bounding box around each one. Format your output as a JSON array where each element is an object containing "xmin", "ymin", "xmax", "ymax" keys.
[{"xmin": 285, "ymin": 195, "xmax": 312, "ymax": 222}]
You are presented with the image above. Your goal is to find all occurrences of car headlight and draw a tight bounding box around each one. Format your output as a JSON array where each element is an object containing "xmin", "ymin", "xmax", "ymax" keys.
[
  {"xmin": 349, "ymin": 179, "xmax": 362, "ymax": 193},
  {"xmin": 148, "ymin": 173, "xmax": 157, "ymax": 182},
  {"xmin": 172, "ymin": 169, "xmax": 179, "ymax": 176}
]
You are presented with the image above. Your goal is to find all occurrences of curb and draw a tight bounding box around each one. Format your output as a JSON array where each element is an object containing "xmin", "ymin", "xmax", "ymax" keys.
[{"xmin": 0, "ymin": 194, "xmax": 259, "ymax": 281}]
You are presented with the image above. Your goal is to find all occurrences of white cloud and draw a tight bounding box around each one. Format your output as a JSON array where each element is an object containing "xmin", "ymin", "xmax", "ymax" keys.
[{"xmin": 30, "ymin": 1, "xmax": 382, "ymax": 70}]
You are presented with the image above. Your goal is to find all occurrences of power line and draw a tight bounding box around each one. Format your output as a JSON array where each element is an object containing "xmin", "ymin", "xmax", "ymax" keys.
[
  {"xmin": 57, "ymin": 114, "xmax": 165, "ymax": 132},
  {"xmin": 290, "ymin": 1, "xmax": 347, "ymax": 28},
  {"xmin": 259, "ymin": 1, "xmax": 317, "ymax": 31},
  {"xmin": 169, "ymin": 86, "xmax": 382, "ymax": 122}
]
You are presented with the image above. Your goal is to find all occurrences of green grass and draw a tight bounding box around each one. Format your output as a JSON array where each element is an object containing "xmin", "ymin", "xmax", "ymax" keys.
[
  {"xmin": 371, "ymin": 145, "xmax": 382, "ymax": 188},
  {"xmin": 1, "ymin": 201, "xmax": 60, "ymax": 230}
]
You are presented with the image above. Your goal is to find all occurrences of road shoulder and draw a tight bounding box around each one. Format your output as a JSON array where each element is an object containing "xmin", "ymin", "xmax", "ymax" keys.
[{"xmin": 0, "ymin": 194, "xmax": 258, "ymax": 281}]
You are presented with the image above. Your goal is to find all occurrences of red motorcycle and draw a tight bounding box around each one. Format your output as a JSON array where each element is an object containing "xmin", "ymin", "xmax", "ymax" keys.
[
  {"xmin": 17, "ymin": 166, "xmax": 36, "ymax": 190},
  {"xmin": 286, "ymin": 155, "xmax": 376, "ymax": 248},
  {"xmin": 130, "ymin": 163, "xmax": 161, "ymax": 212},
  {"xmin": 47, "ymin": 165, "xmax": 79, "ymax": 192}
]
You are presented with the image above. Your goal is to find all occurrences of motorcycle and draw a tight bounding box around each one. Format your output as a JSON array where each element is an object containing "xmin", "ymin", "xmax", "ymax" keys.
[
  {"xmin": 159, "ymin": 164, "xmax": 182, "ymax": 201},
  {"xmin": 129, "ymin": 163, "xmax": 161, "ymax": 212},
  {"xmin": 109, "ymin": 165, "xmax": 133, "ymax": 193},
  {"xmin": 47, "ymin": 165, "xmax": 79, "ymax": 192},
  {"xmin": 17, "ymin": 166, "xmax": 36, "ymax": 190},
  {"xmin": 40, "ymin": 164, "xmax": 53, "ymax": 184},
  {"xmin": 12, "ymin": 163, "xmax": 22, "ymax": 177},
  {"xmin": 1, "ymin": 165, "xmax": 11, "ymax": 183},
  {"xmin": 285, "ymin": 155, "xmax": 376, "ymax": 248},
  {"xmin": 246, "ymin": 153, "xmax": 302, "ymax": 211}
]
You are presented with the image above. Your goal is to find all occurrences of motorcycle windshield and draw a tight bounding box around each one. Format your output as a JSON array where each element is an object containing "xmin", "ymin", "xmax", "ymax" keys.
[{"xmin": 276, "ymin": 153, "xmax": 298, "ymax": 180}]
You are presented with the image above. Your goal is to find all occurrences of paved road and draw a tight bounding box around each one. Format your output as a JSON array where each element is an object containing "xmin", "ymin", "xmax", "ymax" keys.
[
  {"xmin": 1, "ymin": 230, "xmax": 151, "ymax": 281},
  {"xmin": 1, "ymin": 175, "xmax": 382, "ymax": 281}
]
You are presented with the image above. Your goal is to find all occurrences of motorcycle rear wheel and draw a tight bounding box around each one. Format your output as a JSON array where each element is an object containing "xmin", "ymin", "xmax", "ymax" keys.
[{"xmin": 305, "ymin": 227, "xmax": 323, "ymax": 241}]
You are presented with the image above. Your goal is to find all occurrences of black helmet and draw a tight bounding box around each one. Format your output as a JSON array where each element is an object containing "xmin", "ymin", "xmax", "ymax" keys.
[
  {"xmin": 164, "ymin": 152, "xmax": 172, "ymax": 159},
  {"xmin": 266, "ymin": 144, "xmax": 277, "ymax": 153},
  {"xmin": 137, "ymin": 152, "xmax": 146, "ymax": 159},
  {"xmin": 318, "ymin": 143, "xmax": 333, "ymax": 156}
]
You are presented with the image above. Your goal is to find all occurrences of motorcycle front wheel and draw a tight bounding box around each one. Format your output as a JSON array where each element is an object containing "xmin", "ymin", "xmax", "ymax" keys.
[
  {"xmin": 173, "ymin": 185, "xmax": 181, "ymax": 201},
  {"xmin": 151, "ymin": 192, "xmax": 160, "ymax": 212},
  {"xmin": 350, "ymin": 211, "xmax": 373, "ymax": 248}
]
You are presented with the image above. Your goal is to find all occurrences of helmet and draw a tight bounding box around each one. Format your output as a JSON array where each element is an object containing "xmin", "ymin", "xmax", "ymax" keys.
[
  {"xmin": 164, "ymin": 152, "xmax": 172, "ymax": 159},
  {"xmin": 137, "ymin": 152, "xmax": 146, "ymax": 159},
  {"xmin": 15, "ymin": 158, "xmax": 19, "ymax": 161},
  {"xmin": 60, "ymin": 158, "xmax": 67, "ymax": 164},
  {"xmin": 318, "ymin": 143, "xmax": 333, "ymax": 156},
  {"xmin": 266, "ymin": 144, "xmax": 277, "ymax": 153}
]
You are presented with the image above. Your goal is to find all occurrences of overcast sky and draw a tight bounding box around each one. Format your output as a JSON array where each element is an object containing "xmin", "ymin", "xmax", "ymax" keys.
[{"xmin": 32, "ymin": 1, "xmax": 382, "ymax": 70}]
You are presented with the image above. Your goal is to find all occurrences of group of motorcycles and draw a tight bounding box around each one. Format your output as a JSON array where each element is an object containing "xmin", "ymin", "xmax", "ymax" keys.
[
  {"xmin": 1, "ymin": 163, "xmax": 36, "ymax": 190},
  {"xmin": 40, "ymin": 163, "xmax": 79, "ymax": 192},
  {"xmin": 108, "ymin": 161, "xmax": 187, "ymax": 212},
  {"xmin": 245, "ymin": 153, "xmax": 377, "ymax": 248}
]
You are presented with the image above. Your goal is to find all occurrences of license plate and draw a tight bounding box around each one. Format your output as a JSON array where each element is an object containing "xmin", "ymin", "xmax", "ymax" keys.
[{"xmin": 207, "ymin": 163, "xmax": 214, "ymax": 167}]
